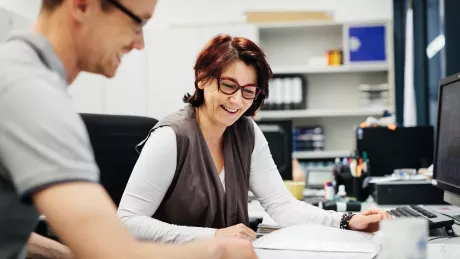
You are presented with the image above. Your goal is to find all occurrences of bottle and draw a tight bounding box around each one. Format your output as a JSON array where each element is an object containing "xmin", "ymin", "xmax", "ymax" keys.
[
  {"xmin": 337, "ymin": 185, "xmax": 347, "ymax": 201},
  {"xmin": 325, "ymin": 181, "xmax": 335, "ymax": 201}
]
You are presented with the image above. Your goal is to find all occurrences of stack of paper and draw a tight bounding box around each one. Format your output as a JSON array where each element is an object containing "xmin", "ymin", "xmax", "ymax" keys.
[
  {"xmin": 256, "ymin": 213, "xmax": 281, "ymax": 238},
  {"xmin": 256, "ymin": 224, "xmax": 282, "ymax": 238},
  {"xmin": 253, "ymin": 223, "xmax": 378, "ymax": 255}
]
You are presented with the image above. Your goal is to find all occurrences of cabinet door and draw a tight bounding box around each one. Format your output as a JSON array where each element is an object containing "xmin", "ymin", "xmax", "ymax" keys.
[{"xmin": 146, "ymin": 24, "xmax": 259, "ymax": 120}]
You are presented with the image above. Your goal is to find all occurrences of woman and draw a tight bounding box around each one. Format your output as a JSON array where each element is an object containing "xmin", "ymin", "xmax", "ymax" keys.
[{"xmin": 117, "ymin": 34, "xmax": 390, "ymax": 243}]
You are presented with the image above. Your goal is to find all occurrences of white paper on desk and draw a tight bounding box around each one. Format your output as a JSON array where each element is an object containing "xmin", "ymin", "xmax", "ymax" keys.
[
  {"xmin": 255, "ymin": 249, "xmax": 377, "ymax": 259},
  {"xmin": 427, "ymin": 243, "xmax": 460, "ymax": 259},
  {"xmin": 262, "ymin": 213, "xmax": 279, "ymax": 227},
  {"xmin": 253, "ymin": 224, "xmax": 378, "ymax": 254}
]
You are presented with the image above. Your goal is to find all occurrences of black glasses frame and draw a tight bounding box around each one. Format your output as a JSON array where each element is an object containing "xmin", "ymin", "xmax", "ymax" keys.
[{"xmin": 106, "ymin": 0, "xmax": 147, "ymax": 33}]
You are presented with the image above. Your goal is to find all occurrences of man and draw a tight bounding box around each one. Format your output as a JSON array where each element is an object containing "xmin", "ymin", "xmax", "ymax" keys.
[{"xmin": 0, "ymin": 1, "xmax": 257, "ymax": 259}]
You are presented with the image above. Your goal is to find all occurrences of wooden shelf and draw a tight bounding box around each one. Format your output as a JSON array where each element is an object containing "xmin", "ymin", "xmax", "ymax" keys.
[
  {"xmin": 293, "ymin": 150, "xmax": 350, "ymax": 159},
  {"xmin": 271, "ymin": 63, "xmax": 389, "ymax": 74},
  {"xmin": 255, "ymin": 19, "xmax": 390, "ymax": 30},
  {"xmin": 258, "ymin": 108, "xmax": 388, "ymax": 119}
]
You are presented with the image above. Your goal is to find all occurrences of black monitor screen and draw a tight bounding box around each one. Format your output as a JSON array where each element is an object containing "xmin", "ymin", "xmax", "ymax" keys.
[
  {"xmin": 434, "ymin": 79, "xmax": 460, "ymax": 195},
  {"xmin": 256, "ymin": 120, "xmax": 292, "ymax": 180}
]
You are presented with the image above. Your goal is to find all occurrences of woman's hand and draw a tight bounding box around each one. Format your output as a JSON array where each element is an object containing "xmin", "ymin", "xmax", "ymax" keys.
[
  {"xmin": 215, "ymin": 223, "xmax": 257, "ymax": 241},
  {"xmin": 348, "ymin": 208, "xmax": 393, "ymax": 233}
]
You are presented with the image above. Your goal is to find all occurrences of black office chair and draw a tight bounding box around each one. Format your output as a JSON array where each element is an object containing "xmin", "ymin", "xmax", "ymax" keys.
[
  {"xmin": 35, "ymin": 113, "xmax": 157, "ymax": 239},
  {"xmin": 80, "ymin": 113, "xmax": 158, "ymax": 206}
]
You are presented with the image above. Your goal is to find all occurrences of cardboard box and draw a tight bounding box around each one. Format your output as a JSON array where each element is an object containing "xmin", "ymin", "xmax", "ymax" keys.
[{"xmin": 245, "ymin": 11, "xmax": 333, "ymax": 24}]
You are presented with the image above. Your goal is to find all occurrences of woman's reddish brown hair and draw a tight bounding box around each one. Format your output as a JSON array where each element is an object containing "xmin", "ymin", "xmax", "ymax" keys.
[{"xmin": 183, "ymin": 34, "xmax": 272, "ymax": 116}]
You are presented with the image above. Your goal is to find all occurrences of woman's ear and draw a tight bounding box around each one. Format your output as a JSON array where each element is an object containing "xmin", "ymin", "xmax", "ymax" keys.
[{"xmin": 197, "ymin": 81, "xmax": 205, "ymax": 90}]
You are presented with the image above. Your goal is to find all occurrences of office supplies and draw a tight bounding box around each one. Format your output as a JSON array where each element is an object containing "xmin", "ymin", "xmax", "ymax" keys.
[
  {"xmin": 318, "ymin": 200, "xmax": 361, "ymax": 212},
  {"xmin": 324, "ymin": 181, "xmax": 335, "ymax": 200},
  {"xmin": 355, "ymin": 126, "xmax": 434, "ymax": 177},
  {"xmin": 256, "ymin": 120, "xmax": 293, "ymax": 180},
  {"xmin": 253, "ymin": 224, "xmax": 377, "ymax": 254},
  {"xmin": 373, "ymin": 180, "xmax": 445, "ymax": 205}
]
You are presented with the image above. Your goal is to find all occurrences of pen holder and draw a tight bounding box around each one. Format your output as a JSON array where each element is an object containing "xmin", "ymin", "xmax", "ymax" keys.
[
  {"xmin": 353, "ymin": 173, "xmax": 370, "ymax": 202},
  {"xmin": 334, "ymin": 164, "xmax": 354, "ymax": 196}
]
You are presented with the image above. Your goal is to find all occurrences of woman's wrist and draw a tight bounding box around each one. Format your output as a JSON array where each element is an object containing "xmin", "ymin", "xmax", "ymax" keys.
[{"xmin": 340, "ymin": 212, "xmax": 356, "ymax": 230}]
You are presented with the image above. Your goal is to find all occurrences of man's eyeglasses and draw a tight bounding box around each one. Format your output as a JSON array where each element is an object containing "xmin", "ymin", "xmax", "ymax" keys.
[
  {"xmin": 106, "ymin": 0, "xmax": 148, "ymax": 33},
  {"xmin": 218, "ymin": 77, "xmax": 261, "ymax": 100}
]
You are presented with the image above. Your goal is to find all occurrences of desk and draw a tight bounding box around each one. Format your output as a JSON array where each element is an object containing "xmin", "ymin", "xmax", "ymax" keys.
[{"xmin": 249, "ymin": 191, "xmax": 460, "ymax": 259}]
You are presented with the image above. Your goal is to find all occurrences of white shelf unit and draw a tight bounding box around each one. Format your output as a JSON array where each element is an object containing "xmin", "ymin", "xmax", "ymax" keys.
[
  {"xmin": 256, "ymin": 20, "xmax": 395, "ymax": 160},
  {"xmin": 271, "ymin": 63, "xmax": 389, "ymax": 74},
  {"xmin": 258, "ymin": 108, "xmax": 387, "ymax": 119},
  {"xmin": 293, "ymin": 150, "xmax": 351, "ymax": 159}
]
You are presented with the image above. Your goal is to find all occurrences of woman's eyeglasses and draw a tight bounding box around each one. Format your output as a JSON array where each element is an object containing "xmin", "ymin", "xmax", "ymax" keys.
[{"xmin": 218, "ymin": 77, "xmax": 261, "ymax": 100}]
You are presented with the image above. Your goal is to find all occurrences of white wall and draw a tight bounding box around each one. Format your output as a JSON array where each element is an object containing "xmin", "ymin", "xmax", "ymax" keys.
[
  {"xmin": 0, "ymin": 0, "xmax": 394, "ymax": 120},
  {"xmin": 151, "ymin": 0, "xmax": 393, "ymax": 26},
  {"xmin": 0, "ymin": 0, "xmax": 40, "ymax": 20},
  {"xmin": 146, "ymin": 0, "xmax": 393, "ymax": 119}
]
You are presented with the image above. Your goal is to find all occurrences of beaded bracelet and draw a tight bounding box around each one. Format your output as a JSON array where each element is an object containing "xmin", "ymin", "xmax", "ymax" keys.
[{"xmin": 340, "ymin": 212, "xmax": 356, "ymax": 230}]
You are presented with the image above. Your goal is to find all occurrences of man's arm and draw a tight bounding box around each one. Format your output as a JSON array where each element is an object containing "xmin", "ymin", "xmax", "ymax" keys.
[
  {"xmin": 27, "ymin": 233, "xmax": 74, "ymax": 259},
  {"xmin": 32, "ymin": 182, "xmax": 258, "ymax": 259}
]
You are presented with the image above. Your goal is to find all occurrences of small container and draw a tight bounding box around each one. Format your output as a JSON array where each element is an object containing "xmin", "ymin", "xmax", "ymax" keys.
[
  {"xmin": 337, "ymin": 185, "xmax": 347, "ymax": 201},
  {"xmin": 327, "ymin": 49, "xmax": 343, "ymax": 66},
  {"xmin": 325, "ymin": 181, "xmax": 335, "ymax": 200}
]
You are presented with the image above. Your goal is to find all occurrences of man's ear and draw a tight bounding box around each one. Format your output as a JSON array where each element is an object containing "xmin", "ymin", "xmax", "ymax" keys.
[{"xmin": 67, "ymin": 0, "xmax": 94, "ymax": 22}]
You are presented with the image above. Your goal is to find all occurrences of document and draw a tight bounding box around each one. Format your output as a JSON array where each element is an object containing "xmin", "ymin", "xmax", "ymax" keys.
[
  {"xmin": 255, "ymin": 249, "xmax": 377, "ymax": 259},
  {"xmin": 427, "ymin": 243, "xmax": 460, "ymax": 259},
  {"xmin": 253, "ymin": 223, "xmax": 378, "ymax": 254}
]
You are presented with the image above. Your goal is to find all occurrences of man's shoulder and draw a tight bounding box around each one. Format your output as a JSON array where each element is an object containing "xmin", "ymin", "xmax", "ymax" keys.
[{"xmin": 0, "ymin": 40, "xmax": 58, "ymax": 95}]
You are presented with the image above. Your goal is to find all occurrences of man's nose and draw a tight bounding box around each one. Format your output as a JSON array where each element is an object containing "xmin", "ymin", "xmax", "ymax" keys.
[{"xmin": 132, "ymin": 32, "xmax": 145, "ymax": 50}]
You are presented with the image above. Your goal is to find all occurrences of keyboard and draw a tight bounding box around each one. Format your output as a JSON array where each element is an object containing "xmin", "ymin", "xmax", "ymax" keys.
[{"xmin": 388, "ymin": 205, "xmax": 454, "ymax": 230}]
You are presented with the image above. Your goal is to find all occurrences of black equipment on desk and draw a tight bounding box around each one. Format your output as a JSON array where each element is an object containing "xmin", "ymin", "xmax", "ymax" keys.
[
  {"xmin": 355, "ymin": 126, "xmax": 434, "ymax": 177},
  {"xmin": 385, "ymin": 73, "xmax": 460, "ymax": 236},
  {"xmin": 256, "ymin": 120, "xmax": 293, "ymax": 180},
  {"xmin": 388, "ymin": 205, "xmax": 454, "ymax": 234},
  {"xmin": 373, "ymin": 180, "xmax": 446, "ymax": 205},
  {"xmin": 432, "ymin": 72, "xmax": 460, "ymax": 207}
]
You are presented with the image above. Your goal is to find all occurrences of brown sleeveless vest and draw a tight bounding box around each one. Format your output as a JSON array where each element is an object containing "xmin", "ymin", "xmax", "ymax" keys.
[{"xmin": 137, "ymin": 104, "xmax": 255, "ymax": 228}]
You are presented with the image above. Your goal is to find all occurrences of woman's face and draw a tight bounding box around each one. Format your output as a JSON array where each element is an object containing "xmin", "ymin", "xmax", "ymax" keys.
[{"xmin": 198, "ymin": 60, "xmax": 257, "ymax": 128}]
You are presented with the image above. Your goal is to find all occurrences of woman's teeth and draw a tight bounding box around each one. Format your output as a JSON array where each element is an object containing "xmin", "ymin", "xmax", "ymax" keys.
[{"xmin": 222, "ymin": 105, "xmax": 238, "ymax": 113}]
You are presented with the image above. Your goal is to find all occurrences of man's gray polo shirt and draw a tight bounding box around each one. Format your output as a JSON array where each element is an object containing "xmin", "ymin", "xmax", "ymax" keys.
[{"xmin": 0, "ymin": 33, "xmax": 100, "ymax": 259}]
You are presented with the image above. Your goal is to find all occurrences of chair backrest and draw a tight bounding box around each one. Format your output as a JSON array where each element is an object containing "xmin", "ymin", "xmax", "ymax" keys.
[{"xmin": 80, "ymin": 113, "xmax": 157, "ymax": 206}]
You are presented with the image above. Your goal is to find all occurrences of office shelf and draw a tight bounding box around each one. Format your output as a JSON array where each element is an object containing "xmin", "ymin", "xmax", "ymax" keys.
[
  {"xmin": 258, "ymin": 108, "xmax": 387, "ymax": 119},
  {"xmin": 293, "ymin": 150, "xmax": 350, "ymax": 159},
  {"xmin": 271, "ymin": 63, "xmax": 389, "ymax": 75},
  {"xmin": 255, "ymin": 20, "xmax": 390, "ymax": 30},
  {"xmin": 256, "ymin": 20, "xmax": 344, "ymax": 30}
]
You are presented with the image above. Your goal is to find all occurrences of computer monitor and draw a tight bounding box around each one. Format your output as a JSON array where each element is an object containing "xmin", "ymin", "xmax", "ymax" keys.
[
  {"xmin": 433, "ymin": 73, "xmax": 460, "ymax": 206},
  {"xmin": 255, "ymin": 120, "xmax": 293, "ymax": 180}
]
